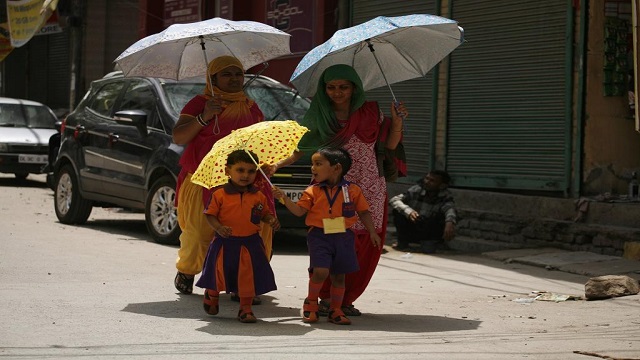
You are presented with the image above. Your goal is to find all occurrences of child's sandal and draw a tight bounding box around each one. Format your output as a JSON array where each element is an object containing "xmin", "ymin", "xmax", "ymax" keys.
[
  {"xmin": 302, "ymin": 298, "xmax": 319, "ymax": 323},
  {"xmin": 328, "ymin": 308, "xmax": 351, "ymax": 325},
  {"xmin": 237, "ymin": 310, "xmax": 257, "ymax": 323},
  {"xmin": 203, "ymin": 289, "xmax": 219, "ymax": 315}
]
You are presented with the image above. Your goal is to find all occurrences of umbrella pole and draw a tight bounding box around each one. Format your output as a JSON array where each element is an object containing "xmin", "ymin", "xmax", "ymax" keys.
[
  {"xmin": 365, "ymin": 39, "xmax": 398, "ymax": 104},
  {"xmin": 243, "ymin": 149, "xmax": 285, "ymax": 204},
  {"xmin": 366, "ymin": 39, "xmax": 406, "ymax": 124},
  {"xmin": 199, "ymin": 36, "xmax": 213, "ymax": 95}
]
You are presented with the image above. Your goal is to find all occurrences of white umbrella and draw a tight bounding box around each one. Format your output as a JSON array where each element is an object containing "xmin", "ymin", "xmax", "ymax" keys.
[
  {"xmin": 114, "ymin": 17, "xmax": 291, "ymax": 80},
  {"xmin": 289, "ymin": 14, "xmax": 464, "ymax": 101}
]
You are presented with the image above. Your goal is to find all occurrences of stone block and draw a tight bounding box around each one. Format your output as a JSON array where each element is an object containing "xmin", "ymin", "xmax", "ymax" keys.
[{"xmin": 585, "ymin": 275, "xmax": 640, "ymax": 300}]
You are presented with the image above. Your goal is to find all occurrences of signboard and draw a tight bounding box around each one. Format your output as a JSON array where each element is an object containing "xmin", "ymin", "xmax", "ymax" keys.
[
  {"xmin": 6, "ymin": 0, "xmax": 49, "ymax": 47},
  {"xmin": 266, "ymin": 0, "xmax": 314, "ymax": 54},
  {"xmin": 163, "ymin": 0, "xmax": 201, "ymax": 27},
  {"xmin": 36, "ymin": 9, "xmax": 61, "ymax": 35},
  {"xmin": 0, "ymin": 31, "xmax": 12, "ymax": 62}
]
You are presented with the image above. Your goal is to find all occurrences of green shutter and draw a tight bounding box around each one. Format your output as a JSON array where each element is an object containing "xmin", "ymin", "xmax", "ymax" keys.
[{"xmin": 447, "ymin": 0, "xmax": 569, "ymax": 192}]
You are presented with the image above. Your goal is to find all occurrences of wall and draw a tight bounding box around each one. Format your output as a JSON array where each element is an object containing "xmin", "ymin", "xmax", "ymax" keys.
[
  {"xmin": 82, "ymin": 1, "xmax": 139, "ymax": 92},
  {"xmin": 583, "ymin": 0, "xmax": 640, "ymax": 196}
]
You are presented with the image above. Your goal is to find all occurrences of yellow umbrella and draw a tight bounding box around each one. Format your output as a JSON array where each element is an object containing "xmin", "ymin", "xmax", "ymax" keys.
[{"xmin": 191, "ymin": 120, "xmax": 309, "ymax": 189}]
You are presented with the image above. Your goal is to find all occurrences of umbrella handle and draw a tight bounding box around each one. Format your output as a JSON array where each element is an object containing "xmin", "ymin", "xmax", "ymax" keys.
[{"xmin": 393, "ymin": 101, "xmax": 407, "ymax": 128}]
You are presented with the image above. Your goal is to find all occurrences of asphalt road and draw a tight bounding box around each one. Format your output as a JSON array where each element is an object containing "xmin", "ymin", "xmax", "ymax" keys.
[{"xmin": 1, "ymin": 174, "xmax": 639, "ymax": 360}]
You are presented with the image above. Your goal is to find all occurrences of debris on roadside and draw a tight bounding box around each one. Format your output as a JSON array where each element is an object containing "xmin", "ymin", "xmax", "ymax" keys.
[
  {"xmin": 511, "ymin": 291, "xmax": 582, "ymax": 304},
  {"xmin": 533, "ymin": 291, "xmax": 582, "ymax": 302}
]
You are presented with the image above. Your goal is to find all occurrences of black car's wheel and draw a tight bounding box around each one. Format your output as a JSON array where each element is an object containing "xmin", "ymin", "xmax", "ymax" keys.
[
  {"xmin": 54, "ymin": 164, "xmax": 92, "ymax": 224},
  {"xmin": 145, "ymin": 175, "xmax": 180, "ymax": 245}
]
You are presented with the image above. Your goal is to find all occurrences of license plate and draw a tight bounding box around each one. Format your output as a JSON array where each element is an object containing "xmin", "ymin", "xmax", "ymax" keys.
[
  {"xmin": 282, "ymin": 188, "xmax": 304, "ymax": 202},
  {"xmin": 18, "ymin": 154, "xmax": 48, "ymax": 164}
]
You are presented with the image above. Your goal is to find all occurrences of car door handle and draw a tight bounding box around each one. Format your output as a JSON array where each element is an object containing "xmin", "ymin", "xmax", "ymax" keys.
[{"xmin": 108, "ymin": 132, "xmax": 119, "ymax": 147}]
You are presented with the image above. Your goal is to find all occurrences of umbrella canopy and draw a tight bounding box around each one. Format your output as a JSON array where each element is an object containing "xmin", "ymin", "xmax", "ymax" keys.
[
  {"xmin": 114, "ymin": 17, "xmax": 291, "ymax": 80},
  {"xmin": 289, "ymin": 14, "xmax": 464, "ymax": 98},
  {"xmin": 191, "ymin": 120, "xmax": 309, "ymax": 189}
]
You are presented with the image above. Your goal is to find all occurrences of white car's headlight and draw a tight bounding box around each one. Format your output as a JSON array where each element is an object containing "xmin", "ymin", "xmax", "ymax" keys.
[{"xmin": 0, "ymin": 143, "xmax": 8, "ymax": 152}]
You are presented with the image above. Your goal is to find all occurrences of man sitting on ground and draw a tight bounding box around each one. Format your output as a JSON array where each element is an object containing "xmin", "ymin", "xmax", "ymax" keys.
[{"xmin": 389, "ymin": 170, "xmax": 457, "ymax": 253}]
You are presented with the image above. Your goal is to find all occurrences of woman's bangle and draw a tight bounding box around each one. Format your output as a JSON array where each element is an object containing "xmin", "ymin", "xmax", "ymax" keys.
[
  {"xmin": 391, "ymin": 128, "xmax": 403, "ymax": 132},
  {"xmin": 196, "ymin": 114, "xmax": 208, "ymax": 126}
]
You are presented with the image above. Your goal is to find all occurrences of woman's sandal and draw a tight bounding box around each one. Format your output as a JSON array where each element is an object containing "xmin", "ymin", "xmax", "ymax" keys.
[
  {"xmin": 237, "ymin": 309, "xmax": 257, "ymax": 323},
  {"xmin": 317, "ymin": 299, "xmax": 330, "ymax": 316},
  {"xmin": 174, "ymin": 272, "xmax": 194, "ymax": 295},
  {"xmin": 341, "ymin": 304, "xmax": 362, "ymax": 316},
  {"xmin": 302, "ymin": 298, "xmax": 319, "ymax": 323},
  {"xmin": 203, "ymin": 289, "xmax": 219, "ymax": 315},
  {"xmin": 327, "ymin": 309, "xmax": 351, "ymax": 325}
]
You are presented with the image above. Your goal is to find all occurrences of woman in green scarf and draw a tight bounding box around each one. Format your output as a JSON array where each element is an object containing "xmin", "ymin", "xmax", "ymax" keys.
[{"xmin": 274, "ymin": 64, "xmax": 408, "ymax": 317}]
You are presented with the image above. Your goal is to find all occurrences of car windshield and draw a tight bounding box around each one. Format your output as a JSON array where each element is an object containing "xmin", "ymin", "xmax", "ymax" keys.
[
  {"xmin": 0, "ymin": 103, "xmax": 56, "ymax": 129},
  {"xmin": 244, "ymin": 85, "xmax": 310, "ymax": 121},
  {"xmin": 162, "ymin": 82, "xmax": 205, "ymax": 117},
  {"xmin": 160, "ymin": 76, "xmax": 310, "ymax": 122}
]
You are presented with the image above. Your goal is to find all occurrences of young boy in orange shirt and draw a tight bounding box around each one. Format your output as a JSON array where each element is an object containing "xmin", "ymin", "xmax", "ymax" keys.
[
  {"xmin": 273, "ymin": 148, "xmax": 381, "ymax": 325},
  {"xmin": 196, "ymin": 150, "xmax": 280, "ymax": 323}
]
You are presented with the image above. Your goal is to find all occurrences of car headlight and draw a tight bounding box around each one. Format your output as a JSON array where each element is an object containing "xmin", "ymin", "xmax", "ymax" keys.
[{"xmin": 0, "ymin": 143, "xmax": 8, "ymax": 152}]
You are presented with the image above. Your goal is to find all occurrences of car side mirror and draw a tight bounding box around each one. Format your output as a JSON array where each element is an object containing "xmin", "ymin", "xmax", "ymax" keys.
[{"xmin": 114, "ymin": 110, "xmax": 148, "ymax": 136}]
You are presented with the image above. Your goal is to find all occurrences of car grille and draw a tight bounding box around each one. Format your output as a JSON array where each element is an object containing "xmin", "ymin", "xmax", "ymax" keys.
[{"xmin": 8, "ymin": 144, "xmax": 49, "ymax": 153}]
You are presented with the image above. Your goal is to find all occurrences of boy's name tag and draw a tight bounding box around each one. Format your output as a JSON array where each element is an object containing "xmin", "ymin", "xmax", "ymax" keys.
[{"xmin": 323, "ymin": 217, "xmax": 346, "ymax": 234}]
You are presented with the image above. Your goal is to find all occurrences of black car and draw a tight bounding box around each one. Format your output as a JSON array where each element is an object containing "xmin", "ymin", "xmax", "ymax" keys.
[{"xmin": 53, "ymin": 71, "xmax": 311, "ymax": 245}]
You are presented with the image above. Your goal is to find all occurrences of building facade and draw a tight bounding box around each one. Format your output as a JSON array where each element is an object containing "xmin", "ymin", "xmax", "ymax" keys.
[{"xmin": 1, "ymin": 0, "xmax": 639, "ymax": 199}]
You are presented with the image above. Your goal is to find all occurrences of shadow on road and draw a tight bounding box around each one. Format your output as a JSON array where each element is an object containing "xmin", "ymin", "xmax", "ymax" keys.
[
  {"xmin": 0, "ymin": 176, "xmax": 48, "ymax": 188},
  {"xmin": 77, "ymin": 218, "xmax": 153, "ymax": 242},
  {"xmin": 122, "ymin": 293, "xmax": 480, "ymax": 336}
]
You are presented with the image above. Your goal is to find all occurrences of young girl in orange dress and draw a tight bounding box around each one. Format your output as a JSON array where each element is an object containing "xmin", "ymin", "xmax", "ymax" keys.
[{"xmin": 196, "ymin": 150, "xmax": 280, "ymax": 323}]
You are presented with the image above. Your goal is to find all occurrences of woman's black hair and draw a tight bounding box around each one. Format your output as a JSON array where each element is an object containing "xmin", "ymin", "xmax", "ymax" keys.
[
  {"xmin": 226, "ymin": 149, "xmax": 258, "ymax": 166},
  {"xmin": 316, "ymin": 147, "xmax": 352, "ymax": 177}
]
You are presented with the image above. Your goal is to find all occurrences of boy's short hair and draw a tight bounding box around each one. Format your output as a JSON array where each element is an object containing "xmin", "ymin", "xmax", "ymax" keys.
[
  {"xmin": 226, "ymin": 149, "xmax": 258, "ymax": 166},
  {"xmin": 316, "ymin": 147, "xmax": 352, "ymax": 177},
  {"xmin": 429, "ymin": 169, "xmax": 451, "ymax": 185}
]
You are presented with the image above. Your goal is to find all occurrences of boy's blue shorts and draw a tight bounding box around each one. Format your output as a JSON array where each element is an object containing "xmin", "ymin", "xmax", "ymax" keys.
[{"xmin": 307, "ymin": 227, "xmax": 359, "ymax": 275}]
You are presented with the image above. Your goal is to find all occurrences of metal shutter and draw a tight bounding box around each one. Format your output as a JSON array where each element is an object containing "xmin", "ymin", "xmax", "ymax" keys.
[
  {"xmin": 352, "ymin": 0, "xmax": 437, "ymax": 181},
  {"xmin": 47, "ymin": 31, "xmax": 71, "ymax": 110},
  {"xmin": 447, "ymin": 0, "xmax": 570, "ymax": 192}
]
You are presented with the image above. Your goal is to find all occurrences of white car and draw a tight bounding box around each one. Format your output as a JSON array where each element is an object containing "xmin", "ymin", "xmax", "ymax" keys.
[{"xmin": 0, "ymin": 97, "xmax": 58, "ymax": 179}]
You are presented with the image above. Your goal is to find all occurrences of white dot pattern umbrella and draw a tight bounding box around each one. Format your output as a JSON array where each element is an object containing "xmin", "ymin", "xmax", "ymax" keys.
[
  {"xmin": 114, "ymin": 17, "xmax": 292, "ymax": 80},
  {"xmin": 289, "ymin": 14, "xmax": 464, "ymax": 99}
]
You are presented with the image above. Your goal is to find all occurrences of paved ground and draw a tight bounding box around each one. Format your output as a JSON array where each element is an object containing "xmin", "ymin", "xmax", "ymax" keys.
[{"xmin": 2, "ymin": 174, "xmax": 640, "ymax": 360}]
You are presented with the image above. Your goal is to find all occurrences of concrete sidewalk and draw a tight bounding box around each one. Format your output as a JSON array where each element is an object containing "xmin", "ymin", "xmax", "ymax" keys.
[
  {"xmin": 481, "ymin": 247, "xmax": 640, "ymax": 281},
  {"xmin": 385, "ymin": 233, "xmax": 640, "ymax": 282}
]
